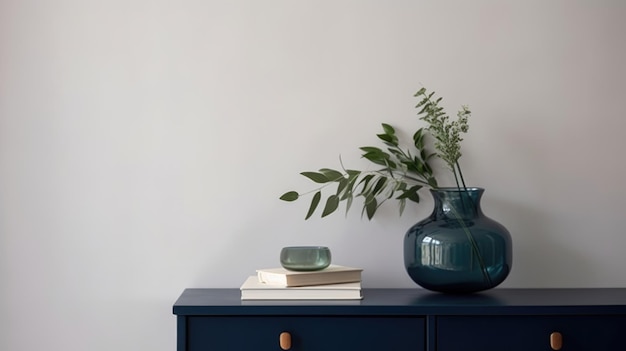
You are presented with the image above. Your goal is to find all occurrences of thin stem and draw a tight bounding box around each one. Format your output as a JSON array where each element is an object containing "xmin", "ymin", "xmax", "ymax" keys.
[
  {"xmin": 377, "ymin": 171, "xmax": 431, "ymax": 186},
  {"xmin": 455, "ymin": 161, "xmax": 467, "ymax": 189},
  {"xmin": 447, "ymin": 188, "xmax": 492, "ymax": 286},
  {"xmin": 452, "ymin": 167, "xmax": 461, "ymax": 190}
]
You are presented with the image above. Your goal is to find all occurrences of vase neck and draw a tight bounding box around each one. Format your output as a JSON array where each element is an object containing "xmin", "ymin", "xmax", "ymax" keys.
[{"xmin": 430, "ymin": 187, "xmax": 484, "ymax": 219}]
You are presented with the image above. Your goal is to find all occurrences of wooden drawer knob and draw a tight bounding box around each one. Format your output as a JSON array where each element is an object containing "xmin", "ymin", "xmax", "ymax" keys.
[
  {"xmin": 279, "ymin": 331, "xmax": 291, "ymax": 350},
  {"xmin": 550, "ymin": 331, "xmax": 562, "ymax": 350}
]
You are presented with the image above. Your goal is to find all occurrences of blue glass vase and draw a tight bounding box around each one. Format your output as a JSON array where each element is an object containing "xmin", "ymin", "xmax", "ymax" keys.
[{"xmin": 404, "ymin": 188, "xmax": 512, "ymax": 293}]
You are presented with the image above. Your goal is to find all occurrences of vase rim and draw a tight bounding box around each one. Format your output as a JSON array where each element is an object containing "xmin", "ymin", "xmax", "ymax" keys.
[{"xmin": 431, "ymin": 187, "xmax": 484, "ymax": 192}]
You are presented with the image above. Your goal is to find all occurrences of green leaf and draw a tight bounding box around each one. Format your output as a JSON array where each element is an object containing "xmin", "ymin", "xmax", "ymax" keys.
[
  {"xmin": 319, "ymin": 168, "xmax": 344, "ymax": 181},
  {"xmin": 377, "ymin": 133, "xmax": 395, "ymax": 144},
  {"xmin": 359, "ymin": 146, "xmax": 383, "ymax": 153},
  {"xmin": 336, "ymin": 178, "xmax": 349, "ymax": 196},
  {"xmin": 408, "ymin": 156, "xmax": 424, "ymax": 171},
  {"xmin": 346, "ymin": 169, "xmax": 361, "ymax": 178},
  {"xmin": 305, "ymin": 191, "xmax": 321, "ymax": 220},
  {"xmin": 428, "ymin": 177, "xmax": 438, "ymax": 188},
  {"xmin": 379, "ymin": 124, "xmax": 399, "ymax": 146},
  {"xmin": 414, "ymin": 87, "xmax": 426, "ymax": 97},
  {"xmin": 322, "ymin": 195, "xmax": 340, "ymax": 217},
  {"xmin": 418, "ymin": 103, "xmax": 430, "ymax": 115},
  {"xmin": 358, "ymin": 174, "xmax": 375, "ymax": 192},
  {"xmin": 389, "ymin": 149, "xmax": 406, "ymax": 163},
  {"xmin": 279, "ymin": 191, "xmax": 299, "ymax": 201},
  {"xmin": 399, "ymin": 198, "xmax": 406, "ymax": 216},
  {"xmin": 341, "ymin": 174, "xmax": 359, "ymax": 200},
  {"xmin": 416, "ymin": 161, "xmax": 425, "ymax": 174},
  {"xmin": 365, "ymin": 196, "xmax": 377, "ymax": 220},
  {"xmin": 301, "ymin": 171, "xmax": 329, "ymax": 183},
  {"xmin": 424, "ymin": 159, "xmax": 434, "ymax": 174},
  {"xmin": 361, "ymin": 152, "xmax": 388, "ymax": 166},
  {"xmin": 340, "ymin": 186, "xmax": 353, "ymax": 200},
  {"xmin": 413, "ymin": 128, "xmax": 425, "ymax": 149},
  {"xmin": 415, "ymin": 96, "xmax": 428, "ymax": 108},
  {"xmin": 345, "ymin": 195, "xmax": 354, "ymax": 216},
  {"xmin": 372, "ymin": 176, "xmax": 387, "ymax": 195},
  {"xmin": 396, "ymin": 185, "xmax": 422, "ymax": 202},
  {"xmin": 408, "ymin": 186, "xmax": 422, "ymax": 202},
  {"xmin": 378, "ymin": 158, "xmax": 395, "ymax": 171},
  {"xmin": 381, "ymin": 123, "xmax": 395, "ymax": 134}
]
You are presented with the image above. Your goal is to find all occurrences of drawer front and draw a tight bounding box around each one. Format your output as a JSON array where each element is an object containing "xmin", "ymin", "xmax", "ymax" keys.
[
  {"xmin": 186, "ymin": 316, "xmax": 425, "ymax": 351},
  {"xmin": 437, "ymin": 315, "xmax": 626, "ymax": 351}
]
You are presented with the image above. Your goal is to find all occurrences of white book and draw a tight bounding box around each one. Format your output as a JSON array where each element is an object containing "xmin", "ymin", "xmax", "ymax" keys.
[
  {"xmin": 256, "ymin": 265, "xmax": 362, "ymax": 287},
  {"xmin": 240, "ymin": 276, "xmax": 363, "ymax": 300}
]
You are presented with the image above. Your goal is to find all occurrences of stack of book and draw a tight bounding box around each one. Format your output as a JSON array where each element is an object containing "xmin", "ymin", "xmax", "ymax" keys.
[{"xmin": 240, "ymin": 265, "xmax": 363, "ymax": 300}]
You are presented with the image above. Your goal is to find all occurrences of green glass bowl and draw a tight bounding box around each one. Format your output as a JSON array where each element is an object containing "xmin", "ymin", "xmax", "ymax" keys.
[{"xmin": 280, "ymin": 246, "xmax": 331, "ymax": 271}]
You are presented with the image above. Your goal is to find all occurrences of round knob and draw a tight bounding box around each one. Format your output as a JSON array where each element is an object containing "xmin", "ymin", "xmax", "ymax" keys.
[
  {"xmin": 279, "ymin": 331, "xmax": 291, "ymax": 350},
  {"xmin": 550, "ymin": 332, "xmax": 562, "ymax": 350}
]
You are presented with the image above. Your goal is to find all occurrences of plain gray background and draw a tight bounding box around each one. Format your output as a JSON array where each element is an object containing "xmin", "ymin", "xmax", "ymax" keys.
[{"xmin": 2, "ymin": 1, "xmax": 625, "ymax": 350}]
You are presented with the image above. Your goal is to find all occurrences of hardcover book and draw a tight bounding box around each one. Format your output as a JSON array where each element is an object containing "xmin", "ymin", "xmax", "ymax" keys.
[
  {"xmin": 240, "ymin": 276, "xmax": 362, "ymax": 300},
  {"xmin": 256, "ymin": 265, "xmax": 362, "ymax": 287}
]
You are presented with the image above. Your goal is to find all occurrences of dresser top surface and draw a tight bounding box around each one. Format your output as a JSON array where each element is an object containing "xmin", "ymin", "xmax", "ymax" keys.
[{"xmin": 173, "ymin": 288, "xmax": 626, "ymax": 316}]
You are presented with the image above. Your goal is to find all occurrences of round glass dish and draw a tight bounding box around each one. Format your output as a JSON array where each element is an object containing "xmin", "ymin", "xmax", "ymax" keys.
[{"xmin": 280, "ymin": 246, "xmax": 331, "ymax": 271}]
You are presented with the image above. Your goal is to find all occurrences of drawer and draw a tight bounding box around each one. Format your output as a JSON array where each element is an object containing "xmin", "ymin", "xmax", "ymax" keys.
[
  {"xmin": 186, "ymin": 316, "xmax": 425, "ymax": 351},
  {"xmin": 437, "ymin": 315, "xmax": 626, "ymax": 351}
]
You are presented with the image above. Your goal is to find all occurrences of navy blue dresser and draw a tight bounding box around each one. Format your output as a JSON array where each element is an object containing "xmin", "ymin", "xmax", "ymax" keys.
[{"xmin": 173, "ymin": 288, "xmax": 626, "ymax": 350}]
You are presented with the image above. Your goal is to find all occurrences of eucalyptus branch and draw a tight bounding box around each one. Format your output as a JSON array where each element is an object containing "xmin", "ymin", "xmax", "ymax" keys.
[{"xmin": 281, "ymin": 87, "xmax": 471, "ymax": 220}]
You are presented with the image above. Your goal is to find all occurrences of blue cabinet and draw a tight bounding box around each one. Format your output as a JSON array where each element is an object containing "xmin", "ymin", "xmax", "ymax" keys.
[
  {"xmin": 187, "ymin": 316, "xmax": 424, "ymax": 350},
  {"xmin": 437, "ymin": 315, "xmax": 626, "ymax": 350},
  {"xmin": 173, "ymin": 288, "xmax": 626, "ymax": 351}
]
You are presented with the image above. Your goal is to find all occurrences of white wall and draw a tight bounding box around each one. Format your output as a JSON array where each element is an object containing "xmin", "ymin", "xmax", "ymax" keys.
[{"xmin": 2, "ymin": 1, "xmax": 625, "ymax": 350}]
